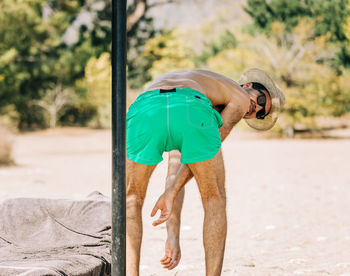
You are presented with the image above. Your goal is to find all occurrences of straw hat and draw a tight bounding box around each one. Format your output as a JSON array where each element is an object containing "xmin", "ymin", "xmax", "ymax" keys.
[{"xmin": 238, "ymin": 68, "xmax": 285, "ymax": 131}]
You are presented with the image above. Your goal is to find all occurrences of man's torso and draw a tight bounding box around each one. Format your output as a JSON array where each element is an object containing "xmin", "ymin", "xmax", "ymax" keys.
[{"xmin": 145, "ymin": 69, "xmax": 250, "ymax": 113}]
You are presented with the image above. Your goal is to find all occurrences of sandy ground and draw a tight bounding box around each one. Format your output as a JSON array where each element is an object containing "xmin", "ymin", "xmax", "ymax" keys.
[{"xmin": 1, "ymin": 128, "xmax": 350, "ymax": 275}]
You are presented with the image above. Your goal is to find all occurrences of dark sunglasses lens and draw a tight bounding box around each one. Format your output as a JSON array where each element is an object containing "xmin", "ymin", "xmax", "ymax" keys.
[
  {"xmin": 256, "ymin": 109, "xmax": 265, "ymax": 119},
  {"xmin": 257, "ymin": 94, "xmax": 266, "ymax": 106}
]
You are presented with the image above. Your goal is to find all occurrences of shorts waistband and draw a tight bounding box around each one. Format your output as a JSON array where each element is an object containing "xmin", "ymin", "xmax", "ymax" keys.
[{"xmin": 135, "ymin": 87, "xmax": 212, "ymax": 106}]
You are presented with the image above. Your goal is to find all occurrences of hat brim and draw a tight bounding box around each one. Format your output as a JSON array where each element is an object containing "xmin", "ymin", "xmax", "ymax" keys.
[{"xmin": 238, "ymin": 68, "xmax": 285, "ymax": 131}]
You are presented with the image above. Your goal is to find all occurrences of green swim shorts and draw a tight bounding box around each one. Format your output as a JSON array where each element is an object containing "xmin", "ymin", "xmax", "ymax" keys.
[{"xmin": 126, "ymin": 87, "xmax": 223, "ymax": 165}]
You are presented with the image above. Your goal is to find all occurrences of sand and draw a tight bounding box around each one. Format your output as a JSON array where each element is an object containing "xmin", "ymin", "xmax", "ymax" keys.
[{"xmin": 1, "ymin": 127, "xmax": 350, "ymax": 275}]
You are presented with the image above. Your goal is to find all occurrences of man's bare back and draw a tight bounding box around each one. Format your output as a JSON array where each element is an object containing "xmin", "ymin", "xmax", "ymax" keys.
[{"xmin": 146, "ymin": 69, "xmax": 250, "ymax": 112}]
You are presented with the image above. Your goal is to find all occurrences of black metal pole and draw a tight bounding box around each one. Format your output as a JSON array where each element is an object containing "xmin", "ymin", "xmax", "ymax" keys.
[{"xmin": 112, "ymin": 0, "xmax": 127, "ymax": 275}]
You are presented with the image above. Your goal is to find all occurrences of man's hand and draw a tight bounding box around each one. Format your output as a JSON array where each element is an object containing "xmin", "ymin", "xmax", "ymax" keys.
[
  {"xmin": 160, "ymin": 238, "xmax": 181, "ymax": 270},
  {"xmin": 151, "ymin": 189, "xmax": 175, "ymax": 226}
]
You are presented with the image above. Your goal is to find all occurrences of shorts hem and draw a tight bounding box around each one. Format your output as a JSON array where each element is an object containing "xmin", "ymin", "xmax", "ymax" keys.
[
  {"xmin": 180, "ymin": 147, "xmax": 221, "ymax": 164},
  {"xmin": 127, "ymin": 153, "xmax": 163, "ymax": 165}
]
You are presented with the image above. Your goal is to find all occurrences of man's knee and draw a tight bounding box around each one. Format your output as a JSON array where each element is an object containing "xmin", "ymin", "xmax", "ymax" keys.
[
  {"xmin": 202, "ymin": 194, "xmax": 226, "ymax": 211},
  {"xmin": 126, "ymin": 178, "xmax": 147, "ymax": 207},
  {"xmin": 126, "ymin": 193, "xmax": 144, "ymax": 210}
]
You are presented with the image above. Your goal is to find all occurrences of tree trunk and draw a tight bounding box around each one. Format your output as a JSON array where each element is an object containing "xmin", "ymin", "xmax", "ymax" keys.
[{"xmin": 49, "ymin": 109, "xmax": 57, "ymax": 128}]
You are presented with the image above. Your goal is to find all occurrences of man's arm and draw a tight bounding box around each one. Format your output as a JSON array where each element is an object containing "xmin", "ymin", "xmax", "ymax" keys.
[
  {"xmin": 161, "ymin": 151, "xmax": 186, "ymax": 270},
  {"xmin": 168, "ymin": 164, "xmax": 192, "ymax": 196},
  {"xmin": 151, "ymin": 163, "xmax": 192, "ymax": 226},
  {"xmin": 165, "ymin": 151, "xmax": 188, "ymax": 238},
  {"xmin": 218, "ymin": 101, "xmax": 247, "ymax": 142}
]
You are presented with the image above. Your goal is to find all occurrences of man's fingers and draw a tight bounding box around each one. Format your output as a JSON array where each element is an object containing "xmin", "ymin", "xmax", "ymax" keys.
[
  {"xmin": 161, "ymin": 250, "xmax": 172, "ymax": 266},
  {"xmin": 152, "ymin": 215, "xmax": 168, "ymax": 226},
  {"xmin": 161, "ymin": 256, "xmax": 171, "ymax": 265},
  {"xmin": 162, "ymin": 251, "xmax": 179, "ymax": 269},
  {"xmin": 167, "ymin": 260, "xmax": 179, "ymax": 270},
  {"xmin": 167, "ymin": 251, "xmax": 180, "ymax": 270},
  {"xmin": 163, "ymin": 259, "xmax": 173, "ymax": 269},
  {"xmin": 160, "ymin": 253, "xmax": 171, "ymax": 263},
  {"xmin": 152, "ymin": 210, "xmax": 170, "ymax": 226},
  {"xmin": 164, "ymin": 258, "xmax": 177, "ymax": 270},
  {"xmin": 150, "ymin": 204, "xmax": 159, "ymax": 217}
]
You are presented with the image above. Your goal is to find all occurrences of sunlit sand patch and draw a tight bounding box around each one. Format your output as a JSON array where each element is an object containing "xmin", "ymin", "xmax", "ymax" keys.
[
  {"xmin": 289, "ymin": 246, "xmax": 302, "ymax": 251},
  {"xmin": 241, "ymin": 263, "xmax": 255, "ymax": 267},
  {"xmin": 335, "ymin": 262, "xmax": 350, "ymax": 268},
  {"xmin": 173, "ymin": 264, "xmax": 194, "ymax": 271},
  {"xmin": 71, "ymin": 193, "xmax": 89, "ymax": 199},
  {"xmin": 140, "ymin": 264, "xmax": 149, "ymax": 271},
  {"xmin": 229, "ymin": 270, "xmax": 241, "ymax": 276},
  {"xmin": 0, "ymin": 193, "xmax": 9, "ymax": 199},
  {"xmin": 265, "ymin": 225, "xmax": 276, "ymax": 230},
  {"xmin": 288, "ymin": 258, "xmax": 307, "ymax": 264},
  {"xmin": 182, "ymin": 237, "xmax": 197, "ymax": 240},
  {"xmin": 26, "ymin": 168, "xmax": 51, "ymax": 175},
  {"xmin": 0, "ymin": 170, "xmax": 11, "ymax": 176},
  {"xmin": 181, "ymin": 225, "xmax": 191, "ymax": 231},
  {"xmin": 250, "ymin": 233, "xmax": 262, "ymax": 239},
  {"xmin": 0, "ymin": 167, "xmax": 51, "ymax": 176},
  {"xmin": 293, "ymin": 268, "xmax": 314, "ymax": 275}
]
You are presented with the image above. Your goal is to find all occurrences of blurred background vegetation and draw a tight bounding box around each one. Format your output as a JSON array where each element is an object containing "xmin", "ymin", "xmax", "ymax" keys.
[{"xmin": 1, "ymin": 0, "xmax": 350, "ymax": 158}]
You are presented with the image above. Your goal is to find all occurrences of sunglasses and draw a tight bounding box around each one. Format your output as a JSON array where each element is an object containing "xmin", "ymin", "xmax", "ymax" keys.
[{"xmin": 255, "ymin": 88, "xmax": 267, "ymax": 120}]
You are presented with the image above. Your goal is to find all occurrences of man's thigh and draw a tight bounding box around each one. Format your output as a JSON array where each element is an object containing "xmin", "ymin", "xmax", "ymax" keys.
[
  {"xmin": 126, "ymin": 158, "xmax": 157, "ymax": 201},
  {"xmin": 187, "ymin": 149, "xmax": 226, "ymax": 204}
]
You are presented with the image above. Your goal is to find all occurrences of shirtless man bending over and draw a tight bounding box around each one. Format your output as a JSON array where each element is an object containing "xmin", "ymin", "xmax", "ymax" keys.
[{"xmin": 126, "ymin": 68, "xmax": 285, "ymax": 276}]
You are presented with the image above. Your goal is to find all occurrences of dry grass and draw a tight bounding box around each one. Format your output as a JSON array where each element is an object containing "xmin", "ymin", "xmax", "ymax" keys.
[{"xmin": 0, "ymin": 124, "xmax": 14, "ymax": 166}]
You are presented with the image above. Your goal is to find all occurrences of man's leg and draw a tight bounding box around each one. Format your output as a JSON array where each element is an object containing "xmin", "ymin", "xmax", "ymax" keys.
[
  {"xmin": 161, "ymin": 150, "xmax": 184, "ymax": 269},
  {"xmin": 187, "ymin": 149, "xmax": 227, "ymax": 276},
  {"xmin": 126, "ymin": 158, "xmax": 157, "ymax": 276}
]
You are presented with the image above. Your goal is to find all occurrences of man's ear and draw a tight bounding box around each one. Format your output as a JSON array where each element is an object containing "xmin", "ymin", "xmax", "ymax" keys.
[{"xmin": 242, "ymin": 82, "xmax": 253, "ymax": 88}]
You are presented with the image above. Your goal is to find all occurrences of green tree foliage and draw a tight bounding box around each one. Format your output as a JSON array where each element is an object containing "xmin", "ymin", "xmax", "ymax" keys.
[
  {"xmin": 343, "ymin": 1, "xmax": 350, "ymax": 63},
  {"xmin": 245, "ymin": 0, "xmax": 349, "ymax": 40},
  {"xmin": 127, "ymin": 16, "xmax": 158, "ymax": 90},
  {"xmin": 75, "ymin": 0, "xmax": 159, "ymax": 89},
  {"xmin": 82, "ymin": 51, "xmax": 139, "ymax": 128},
  {"xmin": 84, "ymin": 52, "xmax": 111, "ymax": 128},
  {"xmin": 0, "ymin": 0, "xmax": 163, "ymax": 129},
  {"xmin": 0, "ymin": 124, "xmax": 14, "ymax": 166},
  {"xmin": 85, "ymin": 29, "xmax": 195, "ymax": 104},
  {"xmin": 244, "ymin": 0, "xmax": 350, "ymax": 66},
  {"xmin": 195, "ymin": 30, "xmax": 237, "ymax": 65},
  {"xmin": 0, "ymin": 0, "xmax": 84, "ymax": 129},
  {"xmin": 142, "ymin": 30, "xmax": 195, "ymax": 80},
  {"xmin": 204, "ymin": 20, "xmax": 350, "ymax": 131},
  {"xmin": 31, "ymin": 83, "xmax": 77, "ymax": 128}
]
